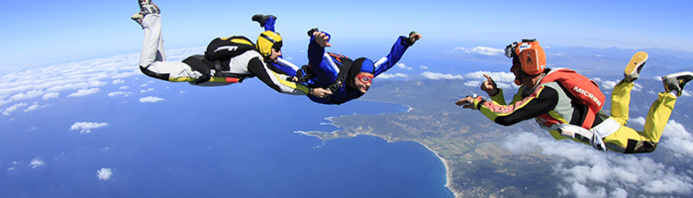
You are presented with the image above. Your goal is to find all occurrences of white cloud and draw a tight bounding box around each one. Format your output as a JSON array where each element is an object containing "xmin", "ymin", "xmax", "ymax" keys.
[
  {"xmin": 600, "ymin": 80, "xmax": 618, "ymax": 90},
  {"xmin": 24, "ymin": 102, "xmax": 40, "ymax": 113},
  {"xmin": 29, "ymin": 157, "xmax": 45, "ymax": 169},
  {"xmin": 3, "ymin": 103, "xmax": 28, "ymax": 116},
  {"xmin": 463, "ymin": 71, "xmax": 518, "ymax": 89},
  {"xmin": 119, "ymin": 86, "xmax": 129, "ymax": 90},
  {"xmin": 43, "ymin": 92, "xmax": 60, "ymax": 100},
  {"xmin": 70, "ymin": 122, "xmax": 109, "ymax": 134},
  {"xmin": 0, "ymin": 51, "xmax": 150, "ymax": 111},
  {"xmin": 629, "ymin": 117, "xmax": 646, "ymax": 126},
  {"xmin": 112, "ymin": 79, "xmax": 125, "ymax": 84},
  {"xmin": 8, "ymin": 90, "xmax": 44, "ymax": 101},
  {"xmin": 67, "ymin": 88, "xmax": 100, "ymax": 97},
  {"xmin": 97, "ymin": 168, "xmax": 113, "ymax": 180},
  {"xmin": 503, "ymin": 130, "xmax": 693, "ymax": 197},
  {"xmin": 140, "ymin": 88, "xmax": 154, "ymax": 93},
  {"xmin": 660, "ymin": 120, "xmax": 693, "ymax": 158},
  {"xmin": 108, "ymin": 91, "xmax": 132, "ymax": 97},
  {"xmin": 140, "ymin": 81, "xmax": 154, "ymax": 87},
  {"xmin": 464, "ymin": 71, "xmax": 516, "ymax": 83},
  {"xmin": 139, "ymin": 96, "xmax": 164, "ymax": 103},
  {"xmin": 464, "ymin": 80, "xmax": 482, "ymax": 87},
  {"xmin": 456, "ymin": 46, "xmax": 504, "ymax": 56},
  {"xmin": 421, "ymin": 72, "xmax": 464, "ymax": 80},
  {"xmin": 633, "ymin": 83, "xmax": 643, "ymax": 92},
  {"xmin": 420, "ymin": 65, "xmax": 429, "ymax": 70},
  {"xmin": 0, "ymin": 47, "xmax": 194, "ymax": 113},
  {"xmin": 470, "ymin": 46, "xmax": 504, "ymax": 56},
  {"xmin": 377, "ymin": 73, "xmax": 408, "ymax": 79},
  {"xmin": 396, "ymin": 63, "xmax": 413, "ymax": 70},
  {"xmin": 600, "ymin": 79, "xmax": 643, "ymax": 92}
]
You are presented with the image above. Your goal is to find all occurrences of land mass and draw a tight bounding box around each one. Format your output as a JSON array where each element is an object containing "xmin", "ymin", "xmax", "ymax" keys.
[
  {"xmin": 300, "ymin": 78, "xmax": 687, "ymax": 197},
  {"xmin": 301, "ymin": 79, "xmax": 561, "ymax": 197}
]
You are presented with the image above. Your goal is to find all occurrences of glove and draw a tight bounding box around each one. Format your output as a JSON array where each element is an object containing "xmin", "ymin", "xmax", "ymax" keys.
[{"xmin": 591, "ymin": 132, "xmax": 607, "ymax": 151}]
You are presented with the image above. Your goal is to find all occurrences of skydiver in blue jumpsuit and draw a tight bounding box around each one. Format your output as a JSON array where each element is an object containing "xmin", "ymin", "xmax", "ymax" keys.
[
  {"xmin": 253, "ymin": 16, "xmax": 421, "ymax": 104},
  {"xmin": 301, "ymin": 29, "xmax": 422, "ymax": 105}
]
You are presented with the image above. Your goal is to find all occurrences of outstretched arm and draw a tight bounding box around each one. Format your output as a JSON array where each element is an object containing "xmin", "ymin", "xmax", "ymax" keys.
[
  {"xmin": 456, "ymin": 85, "xmax": 558, "ymax": 126},
  {"xmin": 307, "ymin": 31, "xmax": 331, "ymax": 65},
  {"xmin": 248, "ymin": 57, "xmax": 332, "ymax": 97},
  {"xmin": 306, "ymin": 30, "xmax": 340, "ymax": 86},
  {"xmin": 372, "ymin": 32, "xmax": 422, "ymax": 76}
]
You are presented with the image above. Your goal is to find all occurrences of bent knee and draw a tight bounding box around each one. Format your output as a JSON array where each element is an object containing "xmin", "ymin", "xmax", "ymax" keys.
[{"xmin": 139, "ymin": 66, "xmax": 169, "ymax": 81}]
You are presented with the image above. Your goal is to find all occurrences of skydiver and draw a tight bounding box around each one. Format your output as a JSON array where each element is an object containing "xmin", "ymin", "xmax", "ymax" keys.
[
  {"xmin": 294, "ymin": 29, "xmax": 422, "ymax": 105},
  {"xmin": 455, "ymin": 39, "xmax": 693, "ymax": 153},
  {"xmin": 130, "ymin": 0, "xmax": 331, "ymax": 98}
]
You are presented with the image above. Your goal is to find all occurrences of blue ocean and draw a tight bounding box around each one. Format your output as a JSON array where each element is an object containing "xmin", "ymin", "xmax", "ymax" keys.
[{"xmin": 0, "ymin": 74, "xmax": 454, "ymax": 197}]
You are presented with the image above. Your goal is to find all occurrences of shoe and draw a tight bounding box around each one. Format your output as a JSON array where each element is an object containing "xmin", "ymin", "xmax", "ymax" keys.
[
  {"xmin": 138, "ymin": 0, "xmax": 160, "ymax": 15},
  {"xmin": 662, "ymin": 71, "xmax": 693, "ymax": 96},
  {"xmin": 624, "ymin": 51, "xmax": 648, "ymax": 82},
  {"xmin": 251, "ymin": 14, "xmax": 276, "ymax": 27},
  {"xmin": 131, "ymin": 12, "xmax": 144, "ymax": 28}
]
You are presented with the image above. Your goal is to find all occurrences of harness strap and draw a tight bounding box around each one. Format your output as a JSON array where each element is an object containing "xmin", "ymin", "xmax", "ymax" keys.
[{"xmin": 590, "ymin": 117, "xmax": 620, "ymax": 138}]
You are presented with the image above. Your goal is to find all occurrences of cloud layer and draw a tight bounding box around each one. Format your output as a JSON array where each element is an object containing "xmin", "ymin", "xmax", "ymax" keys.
[
  {"xmin": 503, "ymin": 118, "xmax": 693, "ymax": 197},
  {"xmin": 0, "ymin": 47, "xmax": 203, "ymax": 117}
]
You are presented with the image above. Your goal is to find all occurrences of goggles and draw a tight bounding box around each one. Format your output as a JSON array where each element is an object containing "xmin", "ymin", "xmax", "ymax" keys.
[
  {"xmin": 356, "ymin": 74, "xmax": 374, "ymax": 84},
  {"xmin": 272, "ymin": 41, "xmax": 283, "ymax": 52},
  {"xmin": 261, "ymin": 33, "xmax": 283, "ymax": 52}
]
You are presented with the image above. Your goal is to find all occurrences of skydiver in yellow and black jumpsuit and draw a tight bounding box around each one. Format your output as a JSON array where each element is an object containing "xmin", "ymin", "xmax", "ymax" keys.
[
  {"xmin": 130, "ymin": 0, "xmax": 331, "ymax": 98},
  {"xmin": 455, "ymin": 39, "xmax": 693, "ymax": 154}
]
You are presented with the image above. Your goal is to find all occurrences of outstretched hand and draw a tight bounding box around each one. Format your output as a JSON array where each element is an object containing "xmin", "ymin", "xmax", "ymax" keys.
[
  {"xmin": 311, "ymin": 87, "xmax": 333, "ymax": 98},
  {"xmin": 313, "ymin": 31, "xmax": 332, "ymax": 48},
  {"xmin": 455, "ymin": 96, "xmax": 476, "ymax": 109},
  {"xmin": 480, "ymin": 74, "xmax": 499, "ymax": 96},
  {"xmin": 408, "ymin": 32, "xmax": 422, "ymax": 44}
]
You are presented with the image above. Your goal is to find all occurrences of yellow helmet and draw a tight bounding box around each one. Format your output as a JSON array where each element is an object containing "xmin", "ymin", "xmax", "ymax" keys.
[{"xmin": 257, "ymin": 31, "xmax": 282, "ymax": 57}]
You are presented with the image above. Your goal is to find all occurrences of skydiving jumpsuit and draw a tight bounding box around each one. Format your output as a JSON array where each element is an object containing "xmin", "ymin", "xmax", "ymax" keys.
[
  {"xmin": 137, "ymin": 13, "xmax": 308, "ymax": 95},
  {"xmin": 469, "ymin": 70, "xmax": 677, "ymax": 153},
  {"xmin": 303, "ymin": 32, "xmax": 415, "ymax": 105},
  {"xmin": 258, "ymin": 15, "xmax": 300, "ymax": 76}
]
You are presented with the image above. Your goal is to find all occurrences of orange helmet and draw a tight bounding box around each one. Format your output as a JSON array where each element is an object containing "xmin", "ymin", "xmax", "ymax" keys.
[{"xmin": 505, "ymin": 39, "xmax": 546, "ymax": 76}]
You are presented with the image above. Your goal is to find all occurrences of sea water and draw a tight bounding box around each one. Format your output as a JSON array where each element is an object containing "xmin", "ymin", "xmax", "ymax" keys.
[{"xmin": 0, "ymin": 76, "xmax": 454, "ymax": 197}]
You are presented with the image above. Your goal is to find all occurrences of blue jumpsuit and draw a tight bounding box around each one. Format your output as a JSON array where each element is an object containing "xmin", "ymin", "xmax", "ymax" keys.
[{"xmin": 305, "ymin": 31, "xmax": 414, "ymax": 105}]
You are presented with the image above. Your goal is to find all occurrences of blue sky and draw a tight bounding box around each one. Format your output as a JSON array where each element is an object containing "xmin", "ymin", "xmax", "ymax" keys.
[
  {"xmin": 2, "ymin": 2, "xmax": 693, "ymax": 197},
  {"xmin": 1, "ymin": 0, "xmax": 692, "ymax": 68}
]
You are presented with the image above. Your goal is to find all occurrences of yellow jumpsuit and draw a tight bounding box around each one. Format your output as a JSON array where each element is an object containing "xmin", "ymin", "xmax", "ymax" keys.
[{"xmin": 604, "ymin": 80, "xmax": 677, "ymax": 153}]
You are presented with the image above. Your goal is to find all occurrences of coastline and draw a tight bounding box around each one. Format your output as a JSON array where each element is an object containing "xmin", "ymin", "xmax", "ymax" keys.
[
  {"xmin": 297, "ymin": 130, "xmax": 460, "ymax": 198},
  {"xmin": 414, "ymin": 141, "xmax": 460, "ymax": 198},
  {"xmin": 297, "ymin": 99, "xmax": 458, "ymax": 197}
]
